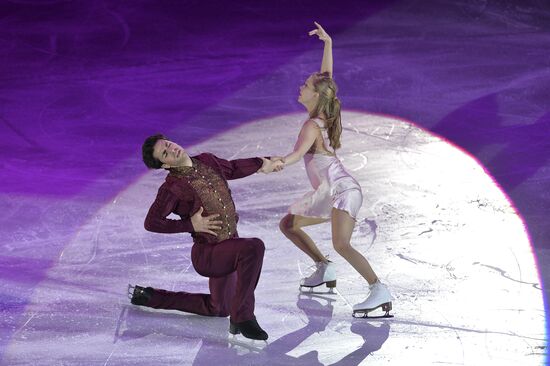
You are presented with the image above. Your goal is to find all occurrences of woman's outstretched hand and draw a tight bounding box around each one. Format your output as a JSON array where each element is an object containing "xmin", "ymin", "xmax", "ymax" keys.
[
  {"xmin": 309, "ymin": 21, "xmax": 331, "ymax": 44},
  {"xmin": 259, "ymin": 157, "xmax": 284, "ymax": 174}
]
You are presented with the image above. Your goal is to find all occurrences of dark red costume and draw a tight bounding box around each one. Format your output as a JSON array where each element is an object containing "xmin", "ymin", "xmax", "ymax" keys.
[{"xmin": 143, "ymin": 153, "xmax": 265, "ymax": 323}]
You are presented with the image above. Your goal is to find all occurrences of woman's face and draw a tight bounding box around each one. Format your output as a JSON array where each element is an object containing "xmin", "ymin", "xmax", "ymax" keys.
[{"xmin": 298, "ymin": 76, "xmax": 318, "ymax": 107}]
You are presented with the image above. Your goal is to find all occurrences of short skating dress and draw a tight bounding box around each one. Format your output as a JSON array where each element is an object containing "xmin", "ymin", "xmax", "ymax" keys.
[{"xmin": 288, "ymin": 118, "xmax": 363, "ymax": 220}]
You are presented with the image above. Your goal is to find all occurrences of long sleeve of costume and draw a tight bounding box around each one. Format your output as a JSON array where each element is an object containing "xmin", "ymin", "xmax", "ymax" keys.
[
  {"xmin": 206, "ymin": 153, "xmax": 264, "ymax": 180},
  {"xmin": 144, "ymin": 187, "xmax": 195, "ymax": 233}
]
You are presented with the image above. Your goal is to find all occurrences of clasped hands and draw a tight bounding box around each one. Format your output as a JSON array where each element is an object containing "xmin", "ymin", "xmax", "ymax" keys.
[{"xmin": 259, "ymin": 157, "xmax": 285, "ymax": 174}]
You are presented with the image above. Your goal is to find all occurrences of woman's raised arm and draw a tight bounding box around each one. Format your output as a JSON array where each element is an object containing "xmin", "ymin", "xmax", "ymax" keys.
[{"xmin": 309, "ymin": 22, "xmax": 333, "ymax": 77}]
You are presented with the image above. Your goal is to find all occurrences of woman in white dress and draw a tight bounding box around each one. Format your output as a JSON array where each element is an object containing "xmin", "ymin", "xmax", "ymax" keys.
[{"xmin": 277, "ymin": 22, "xmax": 392, "ymax": 317}]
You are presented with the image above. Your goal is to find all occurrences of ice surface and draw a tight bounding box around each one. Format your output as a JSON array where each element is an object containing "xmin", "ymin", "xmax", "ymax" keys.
[{"xmin": 1, "ymin": 112, "xmax": 544, "ymax": 365}]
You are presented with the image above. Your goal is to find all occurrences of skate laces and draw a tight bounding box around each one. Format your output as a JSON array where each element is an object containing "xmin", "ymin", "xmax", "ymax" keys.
[
  {"xmin": 303, "ymin": 256, "xmax": 331, "ymax": 279},
  {"xmin": 369, "ymin": 280, "xmax": 382, "ymax": 290},
  {"xmin": 369, "ymin": 281, "xmax": 393, "ymax": 298},
  {"xmin": 304, "ymin": 261, "xmax": 325, "ymax": 279},
  {"xmin": 305, "ymin": 262, "xmax": 322, "ymax": 278}
]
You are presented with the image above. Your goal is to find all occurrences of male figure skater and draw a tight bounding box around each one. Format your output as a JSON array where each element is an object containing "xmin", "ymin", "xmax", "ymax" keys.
[{"xmin": 129, "ymin": 134, "xmax": 282, "ymax": 341}]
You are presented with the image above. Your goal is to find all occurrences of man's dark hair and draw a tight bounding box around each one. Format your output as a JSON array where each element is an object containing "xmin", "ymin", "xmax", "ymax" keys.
[{"xmin": 142, "ymin": 134, "xmax": 167, "ymax": 169}]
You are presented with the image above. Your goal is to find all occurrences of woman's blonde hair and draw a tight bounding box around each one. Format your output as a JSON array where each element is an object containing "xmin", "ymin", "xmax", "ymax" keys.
[{"xmin": 309, "ymin": 72, "xmax": 342, "ymax": 150}]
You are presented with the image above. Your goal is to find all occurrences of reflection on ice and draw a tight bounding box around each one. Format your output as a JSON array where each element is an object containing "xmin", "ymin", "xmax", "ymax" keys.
[{"xmin": 2, "ymin": 112, "xmax": 545, "ymax": 365}]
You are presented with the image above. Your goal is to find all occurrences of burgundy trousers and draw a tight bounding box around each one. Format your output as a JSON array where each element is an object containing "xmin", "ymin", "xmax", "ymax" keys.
[{"xmin": 145, "ymin": 237, "xmax": 264, "ymax": 323}]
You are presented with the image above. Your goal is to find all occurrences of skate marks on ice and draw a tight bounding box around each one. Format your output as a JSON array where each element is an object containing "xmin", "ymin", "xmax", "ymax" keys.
[
  {"xmin": 114, "ymin": 293, "xmax": 384, "ymax": 365},
  {"xmin": 229, "ymin": 112, "xmax": 544, "ymax": 364},
  {"xmin": 1, "ymin": 112, "xmax": 545, "ymax": 365}
]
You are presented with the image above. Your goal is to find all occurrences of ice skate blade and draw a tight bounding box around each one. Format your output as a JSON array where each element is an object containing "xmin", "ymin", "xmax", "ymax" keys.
[
  {"xmin": 352, "ymin": 302, "xmax": 393, "ymax": 319},
  {"xmin": 299, "ymin": 280, "xmax": 337, "ymax": 294},
  {"xmin": 299, "ymin": 287, "xmax": 336, "ymax": 295},
  {"xmin": 228, "ymin": 334, "xmax": 268, "ymax": 351},
  {"xmin": 228, "ymin": 322, "xmax": 268, "ymax": 341},
  {"xmin": 352, "ymin": 312, "xmax": 394, "ymax": 319}
]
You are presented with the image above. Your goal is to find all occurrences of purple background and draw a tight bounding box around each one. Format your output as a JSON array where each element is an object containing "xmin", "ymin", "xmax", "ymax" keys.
[{"xmin": 1, "ymin": 0, "xmax": 548, "ymax": 357}]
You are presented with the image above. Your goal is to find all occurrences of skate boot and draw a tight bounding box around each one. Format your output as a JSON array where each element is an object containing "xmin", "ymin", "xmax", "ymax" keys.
[
  {"xmin": 352, "ymin": 280, "xmax": 393, "ymax": 318},
  {"xmin": 299, "ymin": 260, "xmax": 337, "ymax": 292},
  {"xmin": 229, "ymin": 316, "xmax": 268, "ymax": 341},
  {"xmin": 128, "ymin": 284, "xmax": 153, "ymax": 306}
]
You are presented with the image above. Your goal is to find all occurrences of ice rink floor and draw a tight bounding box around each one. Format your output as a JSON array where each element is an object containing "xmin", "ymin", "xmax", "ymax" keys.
[
  {"xmin": 2, "ymin": 113, "xmax": 545, "ymax": 365},
  {"xmin": 1, "ymin": 1, "xmax": 549, "ymax": 365}
]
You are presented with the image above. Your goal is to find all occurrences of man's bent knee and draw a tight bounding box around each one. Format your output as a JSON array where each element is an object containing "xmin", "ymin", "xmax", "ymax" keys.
[{"xmin": 249, "ymin": 238, "xmax": 265, "ymax": 254}]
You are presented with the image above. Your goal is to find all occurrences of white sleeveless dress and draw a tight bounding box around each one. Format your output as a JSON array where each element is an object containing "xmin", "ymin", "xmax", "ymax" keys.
[{"xmin": 288, "ymin": 118, "xmax": 363, "ymax": 220}]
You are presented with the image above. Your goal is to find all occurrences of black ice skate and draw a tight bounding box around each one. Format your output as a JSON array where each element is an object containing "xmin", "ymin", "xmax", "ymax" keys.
[
  {"xmin": 229, "ymin": 317, "xmax": 268, "ymax": 341},
  {"xmin": 127, "ymin": 284, "xmax": 153, "ymax": 306}
]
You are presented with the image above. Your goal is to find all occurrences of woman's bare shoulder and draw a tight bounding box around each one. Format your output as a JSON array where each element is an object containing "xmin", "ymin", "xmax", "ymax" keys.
[{"xmin": 304, "ymin": 118, "xmax": 324, "ymax": 129}]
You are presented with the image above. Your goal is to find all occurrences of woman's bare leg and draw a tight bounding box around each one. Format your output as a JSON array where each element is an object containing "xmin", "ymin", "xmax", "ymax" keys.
[
  {"xmin": 331, "ymin": 208, "xmax": 378, "ymax": 284},
  {"xmin": 279, "ymin": 214, "xmax": 330, "ymax": 262}
]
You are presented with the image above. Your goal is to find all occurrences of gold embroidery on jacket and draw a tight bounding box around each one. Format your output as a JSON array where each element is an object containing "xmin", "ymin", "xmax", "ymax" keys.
[{"xmin": 171, "ymin": 159, "xmax": 237, "ymax": 243}]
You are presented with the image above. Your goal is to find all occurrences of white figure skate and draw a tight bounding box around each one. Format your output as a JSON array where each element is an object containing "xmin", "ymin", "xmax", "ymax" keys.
[
  {"xmin": 352, "ymin": 280, "xmax": 393, "ymax": 318},
  {"xmin": 299, "ymin": 261, "xmax": 337, "ymax": 293}
]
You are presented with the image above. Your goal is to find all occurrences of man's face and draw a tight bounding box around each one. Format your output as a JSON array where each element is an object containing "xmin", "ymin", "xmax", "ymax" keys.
[{"xmin": 152, "ymin": 139, "xmax": 188, "ymax": 168}]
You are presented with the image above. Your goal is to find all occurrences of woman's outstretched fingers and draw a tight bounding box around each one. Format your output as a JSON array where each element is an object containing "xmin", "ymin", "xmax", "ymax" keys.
[
  {"xmin": 309, "ymin": 22, "xmax": 321, "ymax": 35},
  {"xmin": 309, "ymin": 21, "xmax": 331, "ymax": 43}
]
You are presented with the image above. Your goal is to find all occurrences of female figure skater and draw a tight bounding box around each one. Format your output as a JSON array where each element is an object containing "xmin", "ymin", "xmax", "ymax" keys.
[{"xmin": 277, "ymin": 22, "xmax": 392, "ymax": 317}]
